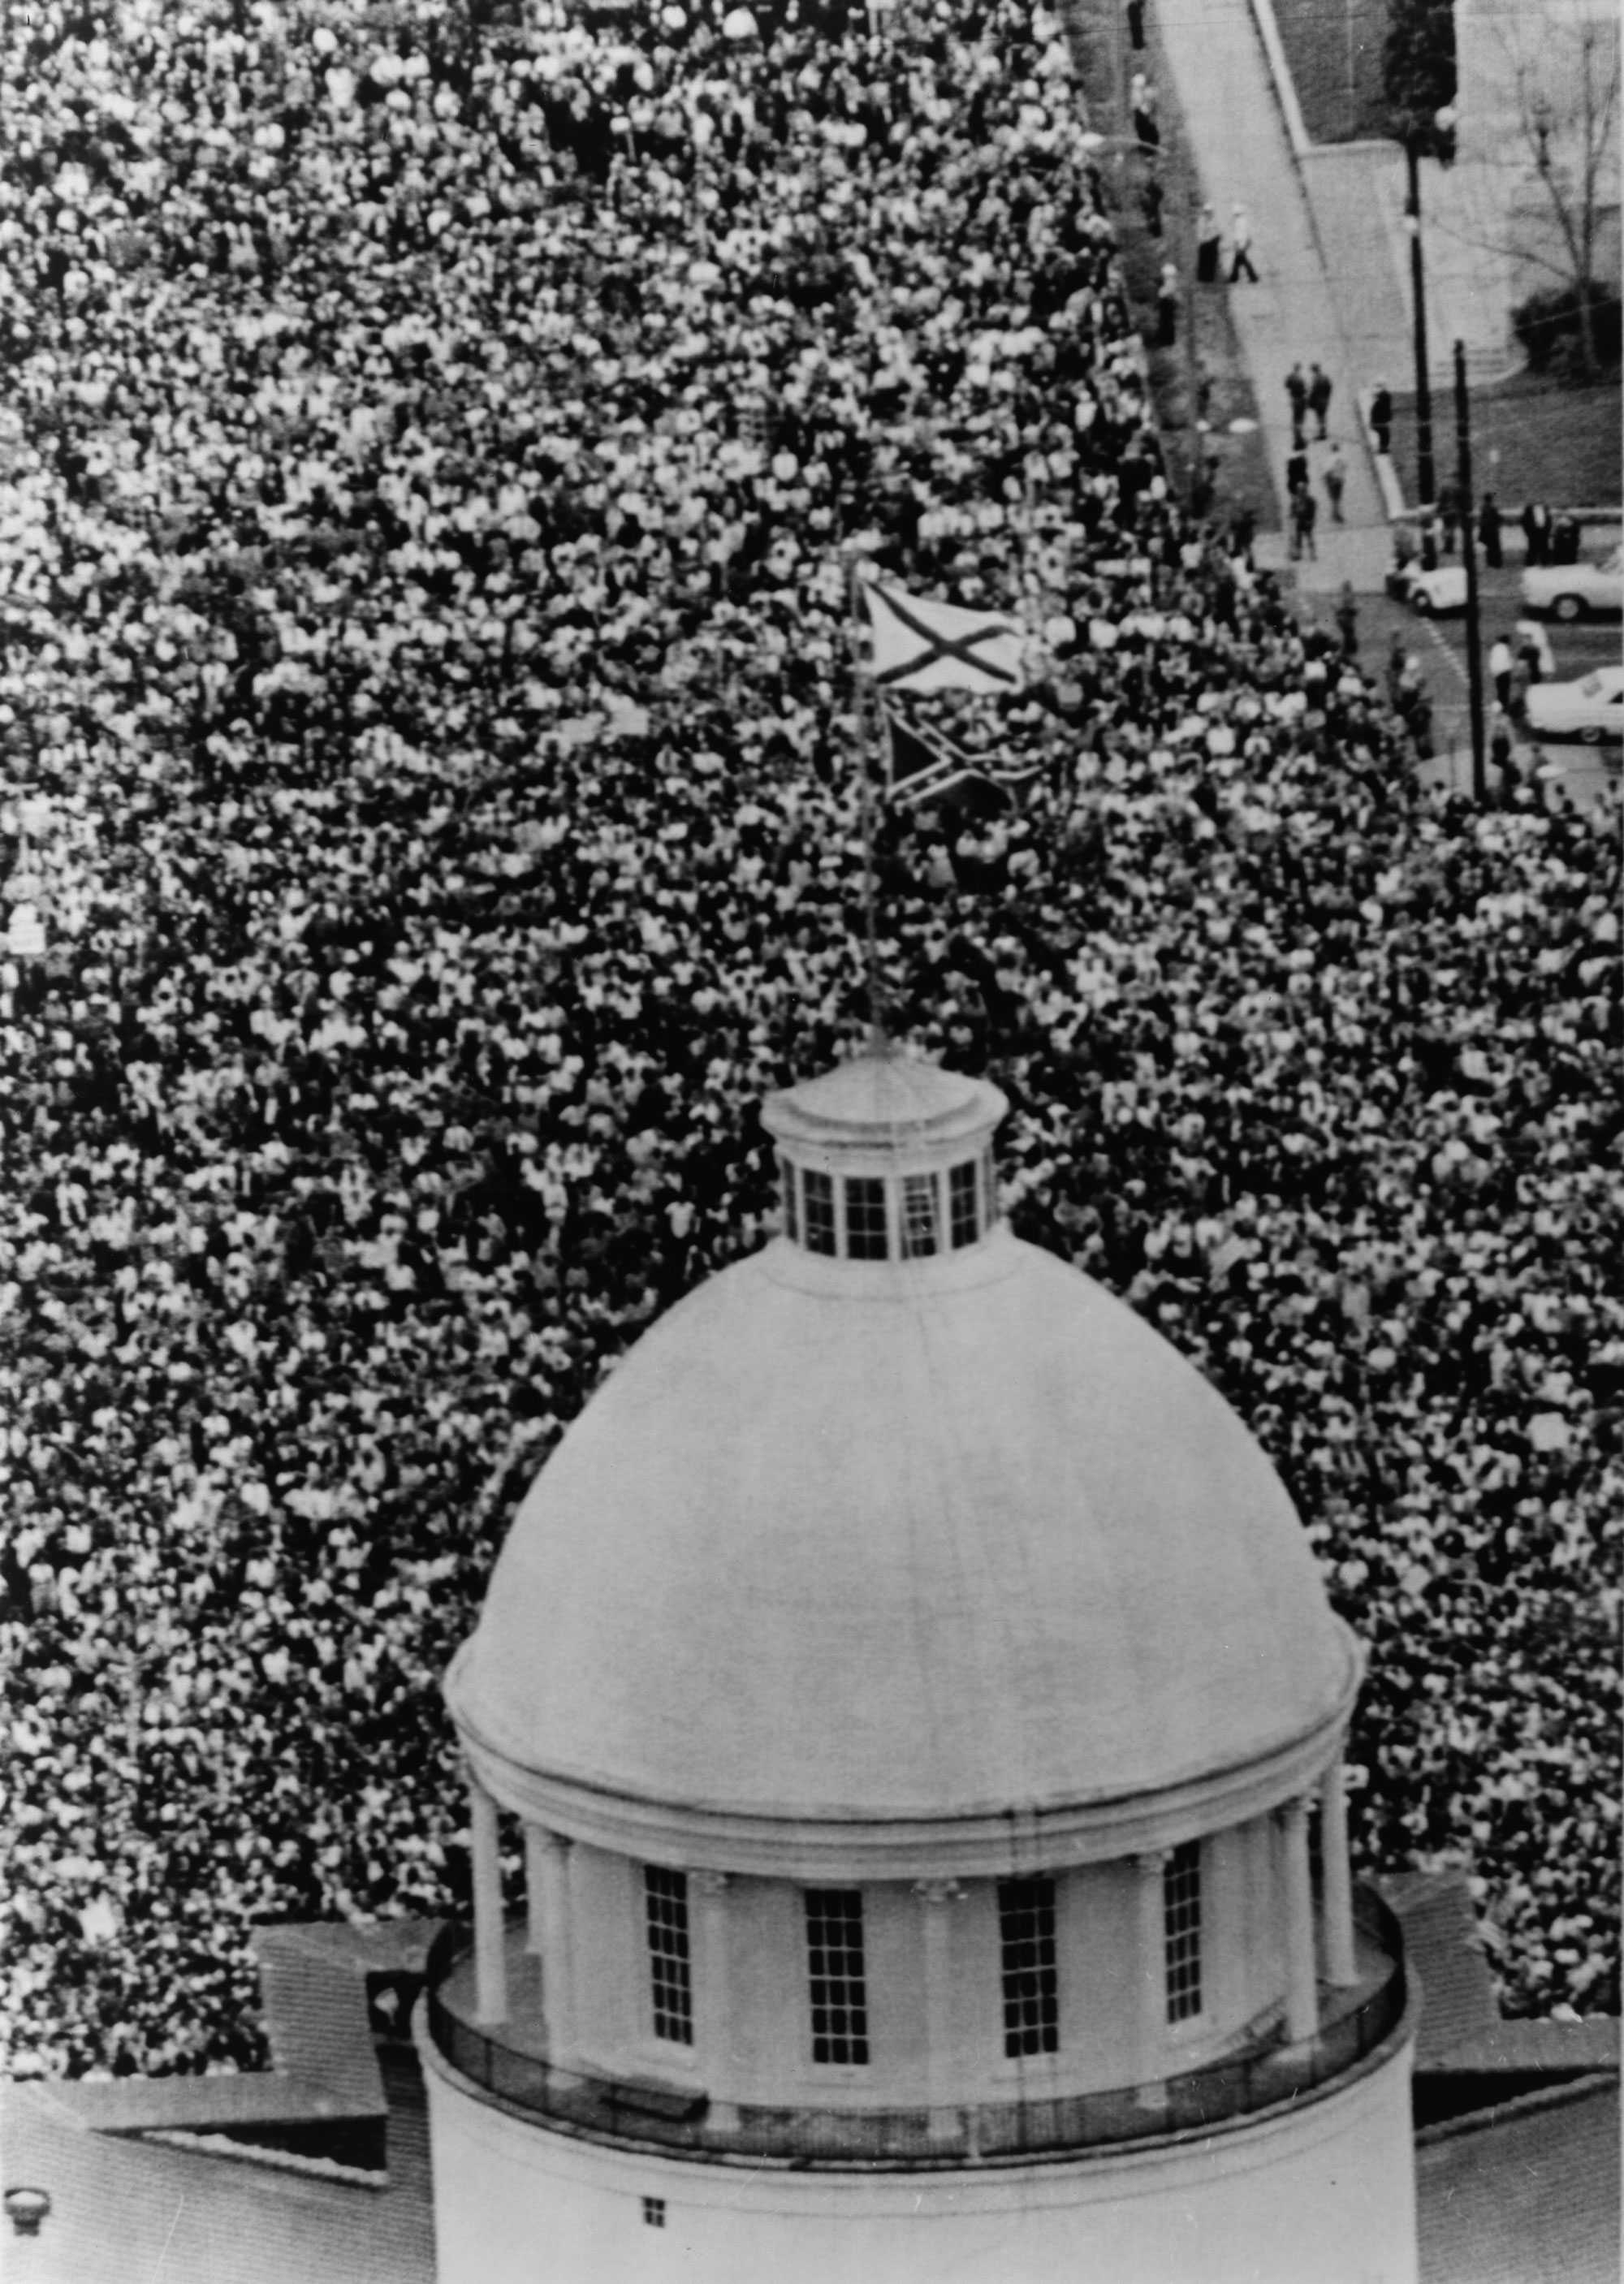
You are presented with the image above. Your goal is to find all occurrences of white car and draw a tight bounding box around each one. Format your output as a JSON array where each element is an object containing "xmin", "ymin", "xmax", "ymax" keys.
[
  {"xmin": 1519, "ymin": 545, "xmax": 1624, "ymax": 621},
  {"xmin": 1403, "ymin": 563, "xmax": 1467, "ymax": 615},
  {"xmin": 1525, "ymin": 664, "xmax": 1624, "ymax": 745}
]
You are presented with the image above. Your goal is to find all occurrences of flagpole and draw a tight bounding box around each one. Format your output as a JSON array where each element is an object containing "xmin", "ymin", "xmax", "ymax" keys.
[{"xmin": 847, "ymin": 551, "xmax": 886, "ymax": 1044}]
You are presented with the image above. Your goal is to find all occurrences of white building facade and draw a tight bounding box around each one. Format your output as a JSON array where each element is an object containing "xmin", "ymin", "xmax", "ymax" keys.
[{"xmin": 421, "ymin": 1048, "xmax": 1419, "ymax": 2284}]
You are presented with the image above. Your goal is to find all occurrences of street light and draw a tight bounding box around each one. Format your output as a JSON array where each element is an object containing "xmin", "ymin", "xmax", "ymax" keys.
[{"xmin": 1397, "ymin": 105, "xmax": 1457, "ymax": 512}]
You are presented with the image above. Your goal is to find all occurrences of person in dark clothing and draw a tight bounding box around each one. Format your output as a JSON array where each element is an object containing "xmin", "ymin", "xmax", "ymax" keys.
[
  {"xmin": 1479, "ymin": 492, "xmax": 1503, "ymax": 568},
  {"xmin": 1285, "ymin": 442, "xmax": 1309, "ymax": 498},
  {"xmin": 1436, "ymin": 477, "xmax": 1460, "ymax": 555},
  {"xmin": 1140, "ymin": 172, "xmax": 1164, "ymax": 238},
  {"xmin": 1335, "ymin": 581, "xmax": 1358, "ymax": 658},
  {"xmin": 1126, "ymin": 0, "xmax": 1147, "ymax": 49},
  {"xmin": 1290, "ymin": 484, "xmax": 1318, "ymax": 562},
  {"xmin": 1195, "ymin": 202, "xmax": 1220, "ymax": 282},
  {"xmin": 1285, "ymin": 364, "xmax": 1308, "ymax": 445},
  {"xmin": 1323, "ymin": 443, "xmax": 1347, "ymax": 522},
  {"xmin": 1155, "ymin": 260, "xmax": 1178, "ymax": 346},
  {"xmin": 1370, "ymin": 383, "xmax": 1393, "ymax": 455},
  {"xmin": 1307, "ymin": 362, "xmax": 1332, "ymax": 438},
  {"xmin": 1522, "ymin": 500, "xmax": 1551, "ymax": 564}
]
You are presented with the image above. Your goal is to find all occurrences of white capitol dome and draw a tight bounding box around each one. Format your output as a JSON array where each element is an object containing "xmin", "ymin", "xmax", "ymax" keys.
[
  {"xmin": 427, "ymin": 1046, "xmax": 1415, "ymax": 2284},
  {"xmin": 450, "ymin": 1049, "xmax": 1357, "ymax": 1828}
]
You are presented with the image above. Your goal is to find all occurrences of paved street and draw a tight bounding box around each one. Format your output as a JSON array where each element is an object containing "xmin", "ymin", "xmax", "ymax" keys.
[{"xmin": 1133, "ymin": 0, "xmax": 1621, "ymax": 805}]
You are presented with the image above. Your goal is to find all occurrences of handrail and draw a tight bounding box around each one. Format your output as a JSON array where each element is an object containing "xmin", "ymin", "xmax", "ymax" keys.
[{"xmin": 425, "ymin": 1893, "xmax": 1410, "ymax": 2165}]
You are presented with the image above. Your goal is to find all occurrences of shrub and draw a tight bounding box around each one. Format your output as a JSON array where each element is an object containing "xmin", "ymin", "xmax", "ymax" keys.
[{"xmin": 1512, "ymin": 283, "xmax": 1623, "ymax": 374}]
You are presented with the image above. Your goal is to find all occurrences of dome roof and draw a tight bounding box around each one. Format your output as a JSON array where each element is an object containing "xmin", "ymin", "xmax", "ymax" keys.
[{"xmin": 449, "ymin": 1225, "xmax": 1355, "ymax": 1828}]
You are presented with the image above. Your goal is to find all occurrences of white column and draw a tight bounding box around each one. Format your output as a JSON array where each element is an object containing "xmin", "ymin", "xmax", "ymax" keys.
[
  {"xmin": 1320, "ymin": 1758, "xmax": 1359, "ymax": 1987},
  {"xmin": 523, "ymin": 1824, "xmax": 548, "ymax": 1955},
  {"xmin": 693, "ymin": 1871, "xmax": 733, "ymax": 2088},
  {"xmin": 914, "ymin": 1878, "xmax": 965, "ymax": 2142},
  {"xmin": 469, "ymin": 1778, "xmax": 508, "ymax": 2025},
  {"xmin": 535, "ymin": 1828, "xmax": 578, "ymax": 2061},
  {"xmin": 1134, "ymin": 1849, "xmax": 1170, "ymax": 2108},
  {"xmin": 1281, "ymin": 1796, "xmax": 1319, "ymax": 2043}
]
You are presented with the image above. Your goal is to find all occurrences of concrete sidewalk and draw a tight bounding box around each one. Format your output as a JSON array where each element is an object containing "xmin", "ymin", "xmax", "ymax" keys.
[{"xmin": 1145, "ymin": 0, "xmax": 1398, "ymax": 594}]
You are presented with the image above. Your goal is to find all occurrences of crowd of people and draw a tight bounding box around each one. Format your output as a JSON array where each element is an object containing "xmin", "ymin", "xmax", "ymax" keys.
[{"xmin": 2, "ymin": 0, "xmax": 1618, "ymax": 2082}]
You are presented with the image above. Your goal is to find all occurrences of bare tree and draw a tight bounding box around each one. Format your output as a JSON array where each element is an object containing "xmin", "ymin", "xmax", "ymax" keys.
[{"xmin": 1488, "ymin": 6, "xmax": 1620, "ymax": 378}]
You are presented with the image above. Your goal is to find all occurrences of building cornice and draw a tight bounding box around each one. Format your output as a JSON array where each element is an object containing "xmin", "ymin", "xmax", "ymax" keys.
[{"xmin": 449, "ymin": 1624, "xmax": 1364, "ymax": 1879}]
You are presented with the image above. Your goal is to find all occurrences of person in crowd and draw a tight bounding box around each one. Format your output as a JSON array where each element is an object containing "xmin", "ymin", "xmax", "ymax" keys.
[
  {"xmin": 1489, "ymin": 633, "xmax": 1516, "ymax": 713},
  {"xmin": 1371, "ymin": 382, "xmax": 1393, "ymax": 455},
  {"xmin": 1335, "ymin": 581, "xmax": 1358, "ymax": 657},
  {"xmin": 1228, "ymin": 204, "xmax": 1259, "ymax": 281},
  {"xmin": 1479, "ymin": 491, "xmax": 1504, "ymax": 569},
  {"xmin": 1290, "ymin": 481, "xmax": 1319, "ymax": 561},
  {"xmin": 1307, "ymin": 362, "xmax": 1332, "ymax": 439},
  {"xmin": 1195, "ymin": 201, "xmax": 1221, "ymax": 283},
  {"xmin": 1323, "ymin": 442, "xmax": 1347, "ymax": 523},
  {"xmin": 1286, "ymin": 365, "xmax": 1309, "ymax": 446},
  {"xmin": 1521, "ymin": 499, "xmax": 1552, "ymax": 565},
  {"xmin": 1155, "ymin": 258, "xmax": 1179, "ymax": 346}
]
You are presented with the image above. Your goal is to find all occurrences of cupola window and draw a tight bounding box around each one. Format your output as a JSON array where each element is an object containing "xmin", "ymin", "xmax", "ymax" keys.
[
  {"xmin": 806, "ymin": 1889, "xmax": 869, "ymax": 2065},
  {"xmin": 801, "ymin": 1168, "xmax": 836, "ymax": 1256},
  {"xmin": 948, "ymin": 1159, "xmax": 981, "ymax": 1249},
  {"xmin": 779, "ymin": 1153, "xmax": 799, "ymax": 1244},
  {"xmin": 1164, "ymin": 1841, "xmax": 1203, "ymax": 2023},
  {"xmin": 998, "ymin": 1876, "xmax": 1059, "ymax": 2056},
  {"xmin": 844, "ymin": 1176, "xmax": 889, "ymax": 1260},
  {"xmin": 901, "ymin": 1172, "xmax": 939, "ymax": 1258},
  {"xmin": 645, "ymin": 1865, "xmax": 693, "ymax": 2044}
]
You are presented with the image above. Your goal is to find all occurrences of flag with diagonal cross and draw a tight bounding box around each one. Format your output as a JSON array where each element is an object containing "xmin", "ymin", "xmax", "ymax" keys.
[{"xmin": 862, "ymin": 577, "xmax": 1026, "ymax": 694}]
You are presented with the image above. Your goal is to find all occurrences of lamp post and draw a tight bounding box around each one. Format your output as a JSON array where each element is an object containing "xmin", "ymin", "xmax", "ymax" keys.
[
  {"xmin": 1398, "ymin": 103, "xmax": 1457, "ymax": 513},
  {"xmin": 1402, "ymin": 136, "xmax": 1436, "ymax": 508}
]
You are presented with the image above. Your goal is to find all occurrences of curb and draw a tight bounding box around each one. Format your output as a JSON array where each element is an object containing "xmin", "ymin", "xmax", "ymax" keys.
[{"xmin": 1246, "ymin": 0, "xmax": 1311, "ymax": 160}]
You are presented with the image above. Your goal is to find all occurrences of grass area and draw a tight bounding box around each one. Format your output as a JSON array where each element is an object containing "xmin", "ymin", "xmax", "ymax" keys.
[
  {"xmin": 1389, "ymin": 366, "xmax": 1623, "ymax": 515},
  {"xmin": 1061, "ymin": 0, "xmax": 1277, "ymax": 532},
  {"xmin": 1269, "ymin": 0, "xmax": 1389, "ymax": 145}
]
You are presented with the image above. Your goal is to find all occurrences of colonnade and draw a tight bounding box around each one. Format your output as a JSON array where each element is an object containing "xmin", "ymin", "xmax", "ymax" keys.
[{"xmin": 464, "ymin": 1759, "xmax": 1363, "ymax": 2091}]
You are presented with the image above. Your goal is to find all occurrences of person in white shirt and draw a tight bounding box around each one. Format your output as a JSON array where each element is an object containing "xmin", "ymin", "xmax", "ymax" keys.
[{"xmin": 1488, "ymin": 634, "xmax": 1514, "ymax": 713}]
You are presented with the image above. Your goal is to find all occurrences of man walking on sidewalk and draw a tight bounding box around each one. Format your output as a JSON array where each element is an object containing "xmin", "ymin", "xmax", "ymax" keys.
[
  {"xmin": 1307, "ymin": 363, "xmax": 1332, "ymax": 438},
  {"xmin": 1285, "ymin": 364, "xmax": 1308, "ymax": 443},
  {"xmin": 1290, "ymin": 485, "xmax": 1318, "ymax": 562},
  {"xmin": 1323, "ymin": 443, "xmax": 1347, "ymax": 522},
  {"xmin": 1371, "ymin": 382, "xmax": 1393, "ymax": 456},
  {"xmin": 1229, "ymin": 205, "xmax": 1259, "ymax": 282}
]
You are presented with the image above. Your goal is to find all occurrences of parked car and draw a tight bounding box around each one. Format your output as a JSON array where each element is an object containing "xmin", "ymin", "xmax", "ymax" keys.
[
  {"xmin": 1402, "ymin": 563, "xmax": 1468, "ymax": 615},
  {"xmin": 1519, "ymin": 545, "xmax": 1624, "ymax": 620},
  {"xmin": 1525, "ymin": 664, "xmax": 1624, "ymax": 745}
]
